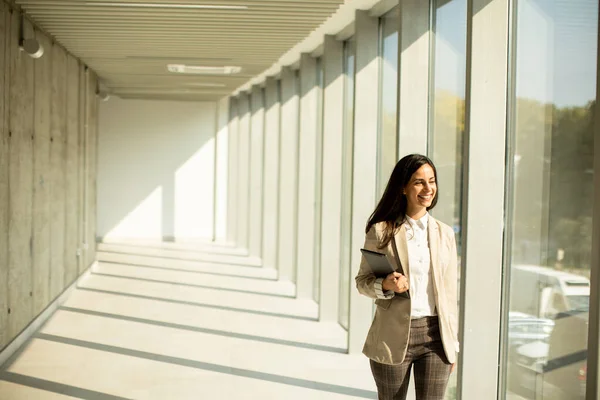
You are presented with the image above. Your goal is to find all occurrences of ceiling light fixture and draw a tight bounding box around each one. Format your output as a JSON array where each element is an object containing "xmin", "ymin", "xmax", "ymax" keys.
[
  {"xmin": 108, "ymin": 82, "xmax": 226, "ymax": 87},
  {"xmin": 126, "ymin": 56, "xmax": 233, "ymax": 62},
  {"xmin": 97, "ymin": 90, "xmax": 110, "ymax": 101},
  {"xmin": 88, "ymin": 2, "xmax": 248, "ymax": 10},
  {"xmin": 167, "ymin": 64, "xmax": 242, "ymax": 75},
  {"xmin": 123, "ymin": 88, "xmax": 226, "ymax": 94},
  {"xmin": 19, "ymin": 14, "xmax": 43, "ymax": 59},
  {"xmin": 185, "ymin": 82, "xmax": 227, "ymax": 87},
  {"xmin": 96, "ymin": 81, "xmax": 111, "ymax": 101},
  {"xmin": 114, "ymin": 83, "xmax": 226, "ymax": 88},
  {"xmin": 20, "ymin": 38, "xmax": 44, "ymax": 59}
]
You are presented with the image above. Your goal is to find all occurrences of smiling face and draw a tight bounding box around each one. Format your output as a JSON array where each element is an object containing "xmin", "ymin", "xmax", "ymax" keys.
[{"xmin": 403, "ymin": 163, "xmax": 437, "ymax": 217}]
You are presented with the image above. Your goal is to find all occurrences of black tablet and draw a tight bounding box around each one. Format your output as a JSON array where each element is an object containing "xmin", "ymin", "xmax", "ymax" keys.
[{"xmin": 360, "ymin": 248, "xmax": 396, "ymax": 277}]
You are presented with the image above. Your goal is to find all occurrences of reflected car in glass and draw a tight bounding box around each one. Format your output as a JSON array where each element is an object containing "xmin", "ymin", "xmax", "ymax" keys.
[
  {"xmin": 510, "ymin": 265, "xmax": 590, "ymax": 320},
  {"xmin": 507, "ymin": 311, "xmax": 588, "ymax": 399},
  {"xmin": 508, "ymin": 311, "xmax": 555, "ymax": 351}
]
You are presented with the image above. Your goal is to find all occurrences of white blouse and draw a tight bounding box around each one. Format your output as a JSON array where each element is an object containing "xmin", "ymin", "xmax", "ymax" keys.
[{"xmin": 405, "ymin": 213, "xmax": 437, "ymax": 319}]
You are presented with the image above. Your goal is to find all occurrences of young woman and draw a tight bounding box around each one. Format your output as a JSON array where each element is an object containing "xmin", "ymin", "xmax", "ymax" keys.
[{"xmin": 355, "ymin": 154, "xmax": 459, "ymax": 400}]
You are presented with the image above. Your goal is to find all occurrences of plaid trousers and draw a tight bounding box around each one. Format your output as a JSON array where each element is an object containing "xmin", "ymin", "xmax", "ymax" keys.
[{"xmin": 369, "ymin": 316, "xmax": 452, "ymax": 400}]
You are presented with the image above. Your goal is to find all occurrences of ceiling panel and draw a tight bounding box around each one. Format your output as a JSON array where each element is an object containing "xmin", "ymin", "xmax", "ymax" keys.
[{"xmin": 15, "ymin": 0, "xmax": 344, "ymax": 101}]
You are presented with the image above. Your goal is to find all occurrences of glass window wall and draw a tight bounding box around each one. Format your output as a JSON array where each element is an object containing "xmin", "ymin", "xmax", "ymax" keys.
[
  {"xmin": 429, "ymin": 1, "xmax": 467, "ymax": 398},
  {"xmin": 429, "ymin": 0, "xmax": 467, "ymax": 252},
  {"xmin": 504, "ymin": 1, "xmax": 598, "ymax": 399},
  {"xmin": 377, "ymin": 6, "xmax": 400, "ymax": 197}
]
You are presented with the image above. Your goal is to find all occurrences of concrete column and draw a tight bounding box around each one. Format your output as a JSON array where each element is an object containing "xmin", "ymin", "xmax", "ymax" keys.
[
  {"xmin": 348, "ymin": 10, "xmax": 381, "ymax": 354},
  {"xmin": 398, "ymin": 0, "xmax": 431, "ymax": 157},
  {"xmin": 458, "ymin": 0, "xmax": 510, "ymax": 397},
  {"xmin": 296, "ymin": 53, "xmax": 319, "ymax": 299},
  {"xmin": 214, "ymin": 96, "xmax": 229, "ymax": 242},
  {"xmin": 319, "ymin": 35, "xmax": 345, "ymax": 321},
  {"xmin": 277, "ymin": 67, "xmax": 300, "ymax": 283},
  {"xmin": 248, "ymin": 86, "xmax": 265, "ymax": 258},
  {"xmin": 236, "ymin": 93, "xmax": 251, "ymax": 251},
  {"xmin": 262, "ymin": 78, "xmax": 281, "ymax": 270},
  {"xmin": 226, "ymin": 98, "xmax": 239, "ymax": 245},
  {"xmin": 312, "ymin": 58, "xmax": 324, "ymax": 304}
]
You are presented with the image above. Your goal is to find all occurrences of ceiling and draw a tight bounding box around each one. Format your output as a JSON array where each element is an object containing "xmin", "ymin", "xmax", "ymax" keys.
[{"xmin": 15, "ymin": 0, "xmax": 344, "ymax": 101}]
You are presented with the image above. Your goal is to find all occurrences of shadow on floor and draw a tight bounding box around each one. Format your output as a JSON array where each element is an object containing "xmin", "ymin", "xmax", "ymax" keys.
[{"xmin": 0, "ymin": 242, "xmax": 377, "ymax": 400}]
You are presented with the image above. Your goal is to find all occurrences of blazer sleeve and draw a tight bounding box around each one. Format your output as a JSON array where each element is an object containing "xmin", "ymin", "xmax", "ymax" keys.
[{"xmin": 355, "ymin": 225, "xmax": 395, "ymax": 300}]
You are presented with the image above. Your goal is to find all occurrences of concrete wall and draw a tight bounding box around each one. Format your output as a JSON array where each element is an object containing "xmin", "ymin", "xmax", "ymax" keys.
[
  {"xmin": 0, "ymin": 3, "xmax": 99, "ymax": 351},
  {"xmin": 97, "ymin": 98, "xmax": 217, "ymax": 242}
]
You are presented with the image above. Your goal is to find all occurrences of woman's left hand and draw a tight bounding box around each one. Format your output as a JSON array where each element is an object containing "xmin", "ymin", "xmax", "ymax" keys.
[{"xmin": 450, "ymin": 363, "xmax": 455, "ymax": 373}]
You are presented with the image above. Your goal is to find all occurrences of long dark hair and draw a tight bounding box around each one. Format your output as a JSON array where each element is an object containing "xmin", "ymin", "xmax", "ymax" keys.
[{"xmin": 366, "ymin": 154, "xmax": 438, "ymax": 248}]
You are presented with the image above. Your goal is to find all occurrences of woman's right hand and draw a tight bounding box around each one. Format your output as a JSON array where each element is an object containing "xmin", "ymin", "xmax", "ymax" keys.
[{"xmin": 382, "ymin": 272, "xmax": 409, "ymax": 293}]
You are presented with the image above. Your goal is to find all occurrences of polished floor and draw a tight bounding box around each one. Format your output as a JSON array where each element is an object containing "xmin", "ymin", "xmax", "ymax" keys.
[{"xmin": 0, "ymin": 241, "xmax": 378, "ymax": 399}]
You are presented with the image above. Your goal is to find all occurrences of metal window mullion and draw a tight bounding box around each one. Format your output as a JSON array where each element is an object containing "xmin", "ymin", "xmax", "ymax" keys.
[
  {"xmin": 497, "ymin": 0, "xmax": 518, "ymax": 396},
  {"xmin": 585, "ymin": 3, "xmax": 600, "ymax": 398}
]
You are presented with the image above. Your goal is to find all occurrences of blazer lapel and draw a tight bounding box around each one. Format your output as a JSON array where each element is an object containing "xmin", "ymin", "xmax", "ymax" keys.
[
  {"xmin": 428, "ymin": 217, "xmax": 443, "ymax": 303},
  {"xmin": 428, "ymin": 218, "xmax": 440, "ymax": 276},
  {"xmin": 392, "ymin": 224, "xmax": 410, "ymax": 280}
]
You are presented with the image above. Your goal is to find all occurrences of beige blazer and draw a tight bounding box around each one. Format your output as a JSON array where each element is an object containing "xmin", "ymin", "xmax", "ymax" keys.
[{"xmin": 355, "ymin": 216, "xmax": 459, "ymax": 365}]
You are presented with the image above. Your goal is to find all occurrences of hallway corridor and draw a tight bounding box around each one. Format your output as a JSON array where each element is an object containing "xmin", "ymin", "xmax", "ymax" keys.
[{"xmin": 0, "ymin": 243, "xmax": 377, "ymax": 399}]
